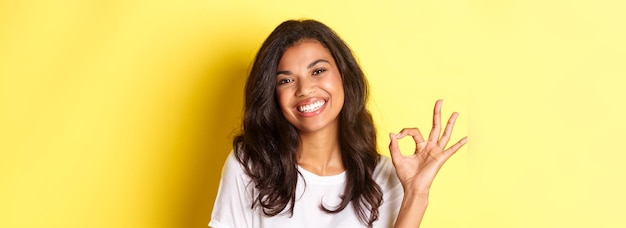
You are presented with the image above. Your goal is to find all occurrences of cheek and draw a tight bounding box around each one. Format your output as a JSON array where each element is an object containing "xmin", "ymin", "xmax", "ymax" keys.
[
  {"xmin": 331, "ymin": 77, "xmax": 345, "ymax": 99},
  {"xmin": 323, "ymin": 78, "xmax": 345, "ymax": 109},
  {"xmin": 336, "ymin": 88, "xmax": 345, "ymax": 108},
  {"xmin": 334, "ymin": 78, "xmax": 345, "ymax": 108},
  {"xmin": 275, "ymin": 90, "xmax": 290, "ymax": 110}
]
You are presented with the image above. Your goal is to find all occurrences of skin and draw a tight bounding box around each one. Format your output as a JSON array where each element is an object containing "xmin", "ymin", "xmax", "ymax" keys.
[
  {"xmin": 276, "ymin": 40, "xmax": 468, "ymax": 227},
  {"xmin": 389, "ymin": 99, "xmax": 468, "ymax": 227},
  {"xmin": 276, "ymin": 40, "xmax": 345, "ymax": 176}
]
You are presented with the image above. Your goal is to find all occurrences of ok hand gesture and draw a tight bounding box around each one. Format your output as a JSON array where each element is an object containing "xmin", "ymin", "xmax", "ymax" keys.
[{"xmin": 389, "ymin": 99, "xmax": 468, "ymax": 195}]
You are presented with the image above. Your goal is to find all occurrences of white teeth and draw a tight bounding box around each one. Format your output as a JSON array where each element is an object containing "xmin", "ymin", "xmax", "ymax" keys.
[{"xmin": 298, "ymin": 100, "xmax": 326, "ymax": 113}]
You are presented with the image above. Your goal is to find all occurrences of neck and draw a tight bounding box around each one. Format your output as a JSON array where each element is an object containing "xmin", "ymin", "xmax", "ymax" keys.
[{"xmin": 297, "ymin": 126, "xmax": 344, "ymax": 176}]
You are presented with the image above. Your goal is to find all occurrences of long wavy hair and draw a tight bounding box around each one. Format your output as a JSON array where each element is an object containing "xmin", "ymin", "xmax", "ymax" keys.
[{"xmin": 232, "ymin": 19, "xmax": 382, "ymax": 227}]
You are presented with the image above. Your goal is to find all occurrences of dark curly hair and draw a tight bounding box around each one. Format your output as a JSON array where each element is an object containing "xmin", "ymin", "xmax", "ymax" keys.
[{"xmin": 233, "ymin": 19, "xmax": 382, "ymax": 227}]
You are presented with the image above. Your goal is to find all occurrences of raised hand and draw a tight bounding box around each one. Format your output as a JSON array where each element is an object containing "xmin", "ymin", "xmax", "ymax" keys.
[{"xmin": 388, "ymin": 99, "xmax": 468, "ymax": 195}]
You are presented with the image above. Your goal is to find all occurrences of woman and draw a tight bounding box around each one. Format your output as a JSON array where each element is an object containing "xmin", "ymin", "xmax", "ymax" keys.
[{"xmin": 210, "ymin": 19, "xmax": 467, "ymax": 228}]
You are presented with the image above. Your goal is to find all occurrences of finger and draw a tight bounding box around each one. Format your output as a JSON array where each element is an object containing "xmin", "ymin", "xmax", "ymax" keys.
[
  {"xmin": 399, "ymin": 128, "xmax": 425, "ymax": 144},
  {"xmin": 388, "ymin": 133, "xmax": 403, "ymax": 164},
  {"xmin": 399, "ymin": 128, "xmax": 426, "ymax": 154},
  {"xmin": 416, "ymin": 141, "xmax": 428, "ymax": 153},
  {"xmin": 443, "ymin": 136, "xmax": 468, "ymax": 157},
  {"xmin": 428, "ymin": 99, "xmax": 443, "ymax": 142},
  {"xmin": 439, "ymin": 112, "xmax": 459, "ymax": 148},
  {"xmin": 409, "ymin": 129, "xmax": 425, "ymax": 154}
]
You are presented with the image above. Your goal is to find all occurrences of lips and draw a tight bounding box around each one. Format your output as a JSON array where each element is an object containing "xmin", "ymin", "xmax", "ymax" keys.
[{"xmin": 297, "ymin": 100, "xmax": 326, "ymax": 113}]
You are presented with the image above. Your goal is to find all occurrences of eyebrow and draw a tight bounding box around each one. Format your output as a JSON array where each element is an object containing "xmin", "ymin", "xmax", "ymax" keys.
[{"xmin": 276, "ymin": 59, "xmax": 330, "ymax": 75}]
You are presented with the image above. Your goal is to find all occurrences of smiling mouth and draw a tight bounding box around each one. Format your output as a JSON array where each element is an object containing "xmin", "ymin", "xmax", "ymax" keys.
[{"xmin": 297, "ymin": 100, "xmax": 326, "ymax": 113}]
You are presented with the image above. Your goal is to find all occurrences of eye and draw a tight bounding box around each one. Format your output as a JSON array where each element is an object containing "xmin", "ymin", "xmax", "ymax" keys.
[
  {"xmin": 277, "ymin": 78, "xmax": 293, "ymax": 85},
  {"xmin": 312, "ymin": 68, "xmax": 326, "ymax": 76}
]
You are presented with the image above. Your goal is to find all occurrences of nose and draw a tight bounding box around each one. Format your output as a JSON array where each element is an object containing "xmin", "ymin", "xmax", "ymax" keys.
[{"xmin": 296, "ymin": 77, "xmax": 315, "ymax": 97}]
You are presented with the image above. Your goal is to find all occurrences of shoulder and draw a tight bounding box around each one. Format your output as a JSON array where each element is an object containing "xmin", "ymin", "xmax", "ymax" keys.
[
  {"xmin": 373, "ymin": 155, "xmax": 396, "ymax": 179},
  {"xmin": 219, "ymin": 150, "xmax": 250, "ymax": 185},
  {"xmin": 373, "ymin": 155, "xmax": 402, "ymax": 192},
  {"xmin": 224, "ymin": 150, "xmax": 243, "ymax": 170},
  {"xmin": 210, "ymin": 150, "xmax": 256, "ymax": 228},
  {"xmin": 372, "ymin": 155, "xmax": 404, "ymax": 226},
  {"xmin": 214, "ymin": 149, "xmax": 256, "ymax": 204}
]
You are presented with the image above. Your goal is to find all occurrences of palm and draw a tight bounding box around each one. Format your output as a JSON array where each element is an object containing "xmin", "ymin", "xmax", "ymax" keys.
[{"xmin": 389, "ymin": 100, "xmax": 467, "ymax": 194}]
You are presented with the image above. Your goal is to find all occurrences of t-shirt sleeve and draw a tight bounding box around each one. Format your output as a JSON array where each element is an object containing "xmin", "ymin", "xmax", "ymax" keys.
[
  {"xmin": 372, "ymin": 156, "xmax": 404, "ymax": 227},
  {"xmin": 209, "ymin": 151, "xmax": 255, "ymax": 228}
]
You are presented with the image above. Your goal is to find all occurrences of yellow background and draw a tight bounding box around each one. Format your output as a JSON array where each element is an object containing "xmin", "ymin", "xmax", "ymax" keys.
[{"xmin": 1, "ymin": 0, "xmax": 624, "ymax": 227}]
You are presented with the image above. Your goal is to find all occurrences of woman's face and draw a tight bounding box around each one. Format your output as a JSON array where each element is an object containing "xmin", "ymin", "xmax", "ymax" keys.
[{"xmin": 275, "ymin": 40, "xmax": 344, "ymax": 134}]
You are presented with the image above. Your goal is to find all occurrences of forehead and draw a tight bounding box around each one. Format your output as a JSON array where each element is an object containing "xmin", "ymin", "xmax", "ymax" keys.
[{"xmin": 278, "ymin": 40, "xmax": 335, "ymax": 68}]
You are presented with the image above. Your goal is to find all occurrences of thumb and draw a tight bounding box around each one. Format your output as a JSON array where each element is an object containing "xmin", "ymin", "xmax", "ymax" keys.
[{"xmin": 388, "ymin": 133, "xmax": 402, "ymax": 164}]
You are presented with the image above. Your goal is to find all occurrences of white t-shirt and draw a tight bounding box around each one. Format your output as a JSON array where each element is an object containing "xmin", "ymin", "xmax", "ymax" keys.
[{"xmin": 209, "ymin": 151, "xmax": 404, "ymax": 228}]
